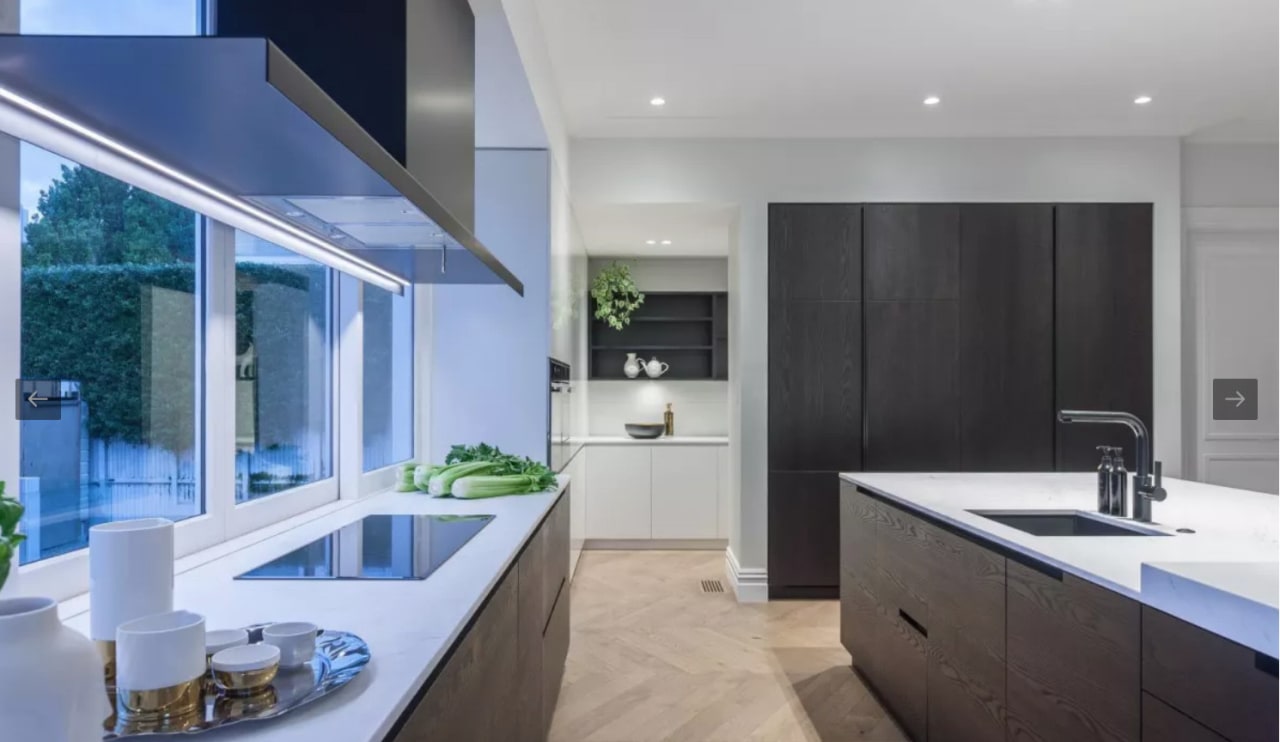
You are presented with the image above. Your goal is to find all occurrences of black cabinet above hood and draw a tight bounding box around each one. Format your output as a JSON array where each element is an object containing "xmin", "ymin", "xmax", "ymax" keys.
[{"xmin": 0, "ymin": 35, "xmax": 523, "ymax": 295}]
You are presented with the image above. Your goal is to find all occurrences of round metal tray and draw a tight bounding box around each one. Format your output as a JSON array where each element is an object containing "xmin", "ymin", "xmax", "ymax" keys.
[{"xmin": 104, "ymin": 626, "xmax": 370, "ymax": 738}]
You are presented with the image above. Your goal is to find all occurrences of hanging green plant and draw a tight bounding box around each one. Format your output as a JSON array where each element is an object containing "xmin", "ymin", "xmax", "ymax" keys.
[
  {"xmin": 591, "ymin": 262, "xmax": 645, "ymax": 330},
  {"xmin": 0, "ymin": 481, "xmax": 25, "ymax": 592}
]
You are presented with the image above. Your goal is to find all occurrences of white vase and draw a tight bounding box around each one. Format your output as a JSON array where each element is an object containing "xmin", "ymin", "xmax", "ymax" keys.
[
  {"xmin": 0, "ymin": 596, "xmax": 112, "ymax": 742},
  {"xmin": 89, "ymin": 518, "xmax": 174, "ymax": 685},
  {"xmin": 623, "ymin": 352, "xmax": 642, "ymax": 379}
]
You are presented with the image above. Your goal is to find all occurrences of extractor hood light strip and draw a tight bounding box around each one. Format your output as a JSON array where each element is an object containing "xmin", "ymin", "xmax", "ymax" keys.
[{"xmin": 0, "ymin": 86, "xmax": 408, "ymax": 294}]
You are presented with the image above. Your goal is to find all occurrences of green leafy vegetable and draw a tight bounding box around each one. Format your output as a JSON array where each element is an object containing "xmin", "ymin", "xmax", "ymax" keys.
[
  {"xmin": 435, "ymin": 444, "xmax": 558, "ymax": 496},
  {"xmin": 428, "ymin": 460, "xmax": 499, "ymax": 496},
  {"xmin": 0, "ymin": 481, "xmax": 26, "ymax": 592}
]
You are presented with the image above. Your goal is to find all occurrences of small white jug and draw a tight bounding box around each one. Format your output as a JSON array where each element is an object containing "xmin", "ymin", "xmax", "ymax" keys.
[{"xmin": 644, "ymin": 357, "xmax": 670, "ymax": 378}]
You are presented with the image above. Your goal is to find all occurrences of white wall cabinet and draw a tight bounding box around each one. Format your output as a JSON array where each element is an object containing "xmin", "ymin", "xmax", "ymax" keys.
[
  {"xmin": 651, "ymin": 446, "xmax": 719, "ymax": 538},
  {"xmin": 583, "ymin": 443, "xmax": 727, "ymax": 542}
]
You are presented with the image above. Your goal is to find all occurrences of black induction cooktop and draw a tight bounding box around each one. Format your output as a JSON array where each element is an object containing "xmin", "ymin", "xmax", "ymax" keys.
[{"xmin": 235, "ymin": 514, "xmax": 494, "ymax": 581}]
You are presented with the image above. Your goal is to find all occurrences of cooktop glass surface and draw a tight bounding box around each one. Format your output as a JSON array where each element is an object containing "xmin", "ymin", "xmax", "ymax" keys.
[{"xmin": 235, "ymin": 514, "xmax": 494, "ymax": 581}]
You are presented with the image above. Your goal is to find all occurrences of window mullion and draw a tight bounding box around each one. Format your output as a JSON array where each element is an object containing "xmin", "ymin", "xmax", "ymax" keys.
[{"xmin": 337, "ymin": 273, "xmax": 364, "ymax": 498}]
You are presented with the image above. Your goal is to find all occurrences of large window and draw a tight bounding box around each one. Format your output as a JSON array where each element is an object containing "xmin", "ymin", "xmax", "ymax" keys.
[
  {"xmin": 234, "ymin": 234, "xmax": 334, "ymax": 502},
  {"xmin": 13, "ymin": 0, "xmax": 204, "ymax": 565},
  {"xmin": 362, "ymin": 286, "xmax": 414, "ymax": 471}
]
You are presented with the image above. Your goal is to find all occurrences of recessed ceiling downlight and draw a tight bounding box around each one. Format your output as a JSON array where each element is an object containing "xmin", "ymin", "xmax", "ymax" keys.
[
  {"xmin": 1134, "ymin": 95, "xmax": 1153, "ymax": 105},
  {"xmin": 646, "ymin": 239, "xmax": 657, "ymax": 245},
  {"xmin": 923, "ymin": 95, "xmax": 941, "ymax": 106},
  {"xmin": 660, "ymin": 239, "xmax": 672, "ymax": 245},
  {"xmin": 650, "ymin": 96, "xmax": 666, "ymax": 107}
]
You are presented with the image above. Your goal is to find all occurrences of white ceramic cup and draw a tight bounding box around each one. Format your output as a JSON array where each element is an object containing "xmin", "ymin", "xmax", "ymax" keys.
[
  {"xmin": 116, "ymin": 610, "xmax": 206, "ymax": 692},
  {"xmin": 263, "ymin": 622, "xmax": 318, "ymax": 668},
  {"xmin": 89, "ymin": 518, "xmax": 175, "ymax": 643}
]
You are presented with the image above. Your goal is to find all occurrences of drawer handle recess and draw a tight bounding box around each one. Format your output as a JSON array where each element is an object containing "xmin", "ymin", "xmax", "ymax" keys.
[{"xmin": 898, "ymin": 608, "xmax": 928, "ymax": 638}]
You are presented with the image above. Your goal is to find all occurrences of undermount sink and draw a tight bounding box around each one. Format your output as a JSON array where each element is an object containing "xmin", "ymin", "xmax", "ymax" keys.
[{"xmin": 968, "ymin": 509, "xmax": 1170, "ymax": 537}]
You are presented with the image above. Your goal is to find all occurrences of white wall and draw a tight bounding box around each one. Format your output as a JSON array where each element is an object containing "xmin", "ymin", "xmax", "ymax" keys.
[
  {"xmin": 571, "ymin": 136, "xmax": 1185, "ymax": 582},
  {"xmin": 587, "ymin": 256, "xmax": 729, "ymax": 292},
  {"xmin": 430, "ymin": 149, "xmax": 550, "ymax": 463},
  {"xmin": 1182, "ymin": 143, "xmax": 1279, "ymax": 208}
]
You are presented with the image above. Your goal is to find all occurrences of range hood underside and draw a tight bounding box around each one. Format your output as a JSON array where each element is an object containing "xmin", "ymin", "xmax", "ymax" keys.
[{"xmin": 0, "ymin": 35, "xmax": 522, "ymax": 294}]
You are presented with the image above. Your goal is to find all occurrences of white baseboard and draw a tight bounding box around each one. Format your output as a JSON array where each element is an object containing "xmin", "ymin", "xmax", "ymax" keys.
[{"xmin": 725, "ymin": 546, "xmax": 768, "ymax": 603}]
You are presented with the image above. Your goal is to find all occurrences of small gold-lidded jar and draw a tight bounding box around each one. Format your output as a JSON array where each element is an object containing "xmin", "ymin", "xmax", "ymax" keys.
[{"xmin": 210, "ymin": 644, "xmax": 280, "ymax": 697}]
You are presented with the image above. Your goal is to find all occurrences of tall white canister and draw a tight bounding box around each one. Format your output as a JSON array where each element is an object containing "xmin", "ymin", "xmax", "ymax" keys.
[{"xmin": 89, "ymin": 518, "xmax": 175, "ymax": 685}]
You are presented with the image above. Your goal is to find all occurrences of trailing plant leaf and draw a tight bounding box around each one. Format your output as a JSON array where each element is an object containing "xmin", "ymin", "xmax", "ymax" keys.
[{"xmin": 591, "ymin": 262, "xmax": 645, "ymax": 330}]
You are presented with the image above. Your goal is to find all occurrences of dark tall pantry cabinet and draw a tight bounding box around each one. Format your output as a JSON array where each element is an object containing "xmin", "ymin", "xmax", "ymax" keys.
[{"xmin": 767, "ymin": 203, "xmax": 1152, "ymax": 598}]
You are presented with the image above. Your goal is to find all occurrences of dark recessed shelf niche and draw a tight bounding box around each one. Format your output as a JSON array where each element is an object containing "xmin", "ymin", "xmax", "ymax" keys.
[{"xmin": 590, "ymin": 291, "xmax": 728, "ymax": 380}]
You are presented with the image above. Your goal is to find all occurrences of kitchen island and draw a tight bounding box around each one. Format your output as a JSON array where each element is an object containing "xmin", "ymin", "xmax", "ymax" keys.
[
  {"xmin": 839, "ymin": 473, "xmax": 1278, "ymax": 742},
  {"xmin": 61, "ymin": 479, "xmax": 571, "ymax": 742}
]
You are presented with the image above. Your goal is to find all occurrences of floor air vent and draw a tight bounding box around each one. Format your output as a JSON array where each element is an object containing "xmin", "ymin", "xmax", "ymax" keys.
[{"xmin": 701, "ymin": 579, "xmax": 725, "ymax": 594}]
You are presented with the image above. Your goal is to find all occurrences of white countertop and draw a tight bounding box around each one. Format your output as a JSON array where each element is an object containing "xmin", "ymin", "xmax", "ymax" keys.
[
  {"xmin": 840, "ymin": 472, "xmax": 1279, "ymax": 656},
  {"xmin": 582, "ymin": 435, "xmax": 729, "ymax": 445},
  {"xmin": 62, "ymin": 479, "xmax": 569, "ymax": 742}
]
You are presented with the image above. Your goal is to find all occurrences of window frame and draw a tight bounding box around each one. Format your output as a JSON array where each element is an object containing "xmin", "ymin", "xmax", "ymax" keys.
[{"xmin": 356, "ymin": 279, "xmax": 417, "ymax": 491}]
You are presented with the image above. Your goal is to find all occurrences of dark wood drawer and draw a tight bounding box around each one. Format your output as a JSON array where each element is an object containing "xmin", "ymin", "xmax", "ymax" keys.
[
  {"xmin": 875, "ymin": 500, "xmax": 934, "ymax": 628},
  {"xmin": 1142, "ymin": 607, "xmax": 1278, "ymax": 742},
  {"xmin": 542, "ymin": 577, "xmax": 571, "ymax": 736},
  {"xmin": 544, "ymin": 491, "xmax": 570, "ymax": 630},
  {"xmin": 839, "ymin": 484, "xmax": 880, "ymax": 594},
  {"xmin": 877, "ymin": 607, "xmax": 929, "ymax": 742},
  {"xmin": 1143, "ymin": 692, "xmax": 1228, "ymax": 742},
  {"xmin": 516, "ymin": 521, "xmax": 548, "ymax": 742},
  {"xmin": 1006, "ymin": 562, "xmax": 1140, "ymax": 742}
]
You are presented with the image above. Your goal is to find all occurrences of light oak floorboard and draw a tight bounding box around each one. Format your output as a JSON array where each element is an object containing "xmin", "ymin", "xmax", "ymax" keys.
[{"xmin": 549, "ymin": 551, "xmax": 907, "ymax": 742}]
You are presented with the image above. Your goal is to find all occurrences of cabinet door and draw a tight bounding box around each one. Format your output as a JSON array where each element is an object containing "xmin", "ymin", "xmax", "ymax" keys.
[
  {"xmin": 864, "ymin": 203, "xmax": 960, "ymax": 301},
  {"xmin": 959, "ymin": 204, "xmax": 1054, "ymax": 471},
  {"xmin": 839, "ymin": 485, "xmax": 881, "ymax": 672},
  {"xmin": 864, "ymin": 301, "xmax": 961, "ymax": 471},
  {"xmin": 543, "ymin": 577, "xmax": 571, "ymax": 736},
  {"xmin": 768, "ymin": 203, "xmax": 862, "ymax": 302},
  {"xmin": 927, "ymin": 527, "xmax": 1006, "ymax": 742},
  {"xmin": 874, "ymin": 501, "xmax": 934, "ymax": 640},
  {"xmin": 878, "ymin": 607, "xmax": 929, "ymax": 742},
  {"xmin": 584, "ymin": 446, "xmax": 651, "ymax": 538},
  {"xmin": 394, "ymin": 572, "xmax": 519, "ymax": 741},
  {"xmin": 516, "ymin": 523, "xmax": 547, "ymax": 742},
  {"xmin": 768, "ymin": 299, "xmax": 863, "ymax": 471},
  {"xmin": 544, "ymin": 492, "xmax": 570, "ymax": 626},
  {"xmin": 768, "ymin": 471, "xmax": 840, "ymax": 596},
  {"xmin": 1142, "ymin": 606, "xmax": 1279, "ymax": 742},
  {"xmin": 1006, "ymin": 560, "xmax": 1140, "ymax": 742},
  {"xmin": 1142, "ymin": 693, "xmax": 1228, "ymax": 742},
  {"xmin": 1054, "ymin": 203, "xmax": 1153, "ymax": 471},
  {"xmin": 652, "ymin": 446, "xmax": 719, "ymax": 539}
]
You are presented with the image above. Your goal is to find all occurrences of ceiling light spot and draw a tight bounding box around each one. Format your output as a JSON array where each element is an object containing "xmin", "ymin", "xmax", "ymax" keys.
[
  {"xmin": 285, "ymin": 211, "xmax": 303, "ymax": 217},
  {"xmin": 645, "ymin": 239, "xmax": 657, "ymax": 245},
  {"xmin": 1134, "ymin": 95, "xmax": 1153, "ymax": 105},
  {"xmin": 660, "ymin": 239, "xmax": 672, "ymax": 245},
  {"xmin": 923, "ymin": 96, "xmax": 941, "ymax": 106},
  {"xmin": 649, "ymin": 96, "xmax": 666, "ymax": 107}
]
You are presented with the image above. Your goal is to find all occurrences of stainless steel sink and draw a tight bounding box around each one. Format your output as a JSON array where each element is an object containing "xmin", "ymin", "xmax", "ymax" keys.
[{"xmin": 968, "ymin": 510, "xmax": 1170, "ymax": 537}]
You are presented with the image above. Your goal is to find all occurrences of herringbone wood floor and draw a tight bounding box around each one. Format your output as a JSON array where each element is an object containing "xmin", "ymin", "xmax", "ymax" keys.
[{"xmin": 548, "ymin": 551, "xmax": 907, "ymax": 742}]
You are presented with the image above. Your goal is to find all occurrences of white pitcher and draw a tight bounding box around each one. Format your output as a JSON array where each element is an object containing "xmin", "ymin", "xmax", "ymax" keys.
[
  {"xmin": 644, "ymin": 357, "xmax": 670, "ymax": 378},
  {"xmin": 623, "ymin": 353, "xmax": 642, "ymax": 379}
]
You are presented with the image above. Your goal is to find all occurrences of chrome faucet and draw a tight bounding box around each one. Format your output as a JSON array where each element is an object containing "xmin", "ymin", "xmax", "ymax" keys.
[{"xmin": 1058, "ymin": 410, "xmax": 1167, "ymax": 523}]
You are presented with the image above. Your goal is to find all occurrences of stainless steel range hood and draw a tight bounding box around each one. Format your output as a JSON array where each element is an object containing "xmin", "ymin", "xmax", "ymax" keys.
[{"xmin": 0, "ymin": 35, "xmax": 523, "ymax": 295}]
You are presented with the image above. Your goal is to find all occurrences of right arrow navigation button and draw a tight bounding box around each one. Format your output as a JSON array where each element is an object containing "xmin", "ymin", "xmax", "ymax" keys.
[{"xmin": 1212, "ymin": 378, "xmax": 1258, "ymax": 421}]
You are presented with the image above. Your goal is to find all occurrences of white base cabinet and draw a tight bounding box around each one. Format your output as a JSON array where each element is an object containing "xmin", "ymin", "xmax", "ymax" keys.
[{"xmin": 583, "ymin": 443, "xmax": 728, "ymax": 541}]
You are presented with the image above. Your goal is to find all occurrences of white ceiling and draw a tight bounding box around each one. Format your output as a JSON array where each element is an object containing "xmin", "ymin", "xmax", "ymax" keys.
[
  {"xmin": 534, "ymin": 0, "xmax": 1279, "ymax": 140},
  {"xmin": 576, "ymin": 203, "xmax": 735, "ymax": 256}
]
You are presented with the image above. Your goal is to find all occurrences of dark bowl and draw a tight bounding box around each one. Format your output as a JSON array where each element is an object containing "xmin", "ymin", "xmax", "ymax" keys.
[{"xmin": 625, "ymin": 423, "xmax": 666, "ymax": 439}]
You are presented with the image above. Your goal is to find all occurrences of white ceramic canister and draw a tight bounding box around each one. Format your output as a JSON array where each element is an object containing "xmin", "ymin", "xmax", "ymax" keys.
[
  {"xmin": 115, "ymin": 610, "xmax": 206, "ymax": 721},
  {"xmin": 0, "ymin": 596, "xmax": 113, "ymax": 742},
  {"xmin": 89, "ymin": 518, "xmax": 175, "ymax": 681}
]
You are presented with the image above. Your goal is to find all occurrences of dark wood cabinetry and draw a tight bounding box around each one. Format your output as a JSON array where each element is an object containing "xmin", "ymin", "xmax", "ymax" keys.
[
  {"xmin": 1006, "ymin": 561, "xmax": 1141, "ymax": 742},
  {"xmin": 768, "ymin": 472, "xmax": 842, "ymax": 597},
  {"xmin": 927, "ymin": 527, "xmax": 1006, "ymax": 742},
  {"xmin": 864, "ymin": 301, "xmax": 960, "ymax": 471},
  {"xmin": 771, "ymin": 202, "xmax": 1151, "ymax": 594},
  {"xmin": 1142, "ymin": 607, "xmax": 1279, "ymax": 742},
  {"xmin": 839, "ymin": 485, "xmax": 1276, "ymax": 742},
  {"xmin": 1054, "ymin": 204, "xmax": 1153, "ymax": 471},
  {"xmin": 958, "ymin": 204, "xmax": 1054, "ymax": 471},
  {"xmin": 391, "ymin": 490, "xmax": 570, "ymax": 742}
]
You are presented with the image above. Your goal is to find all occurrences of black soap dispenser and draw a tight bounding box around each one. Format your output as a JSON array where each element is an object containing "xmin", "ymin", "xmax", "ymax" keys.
[
  {"xmin": 1096, "ymin": 446, "xmax": 1115, "ymax": 514},
  {"xmin": 1109, "ymin": 446, "xmax": 1129, "ymax": 517}
]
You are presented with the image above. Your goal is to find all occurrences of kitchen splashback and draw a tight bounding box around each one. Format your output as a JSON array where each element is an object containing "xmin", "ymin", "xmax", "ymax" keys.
[{"xmin": 588, "ymin": 380, "xmax": 728, "ymax": 436}]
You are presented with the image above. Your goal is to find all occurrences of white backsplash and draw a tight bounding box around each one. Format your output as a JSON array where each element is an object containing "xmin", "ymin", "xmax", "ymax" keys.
[{"xmin": 588, "ymin": 380, "xmax": 729, "ymax": 437}]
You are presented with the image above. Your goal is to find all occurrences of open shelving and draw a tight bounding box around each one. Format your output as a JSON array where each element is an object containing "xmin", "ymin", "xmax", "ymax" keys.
[{"xmin": 589, "ymin": 291, "xmax": 728, "ymax": 380}]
